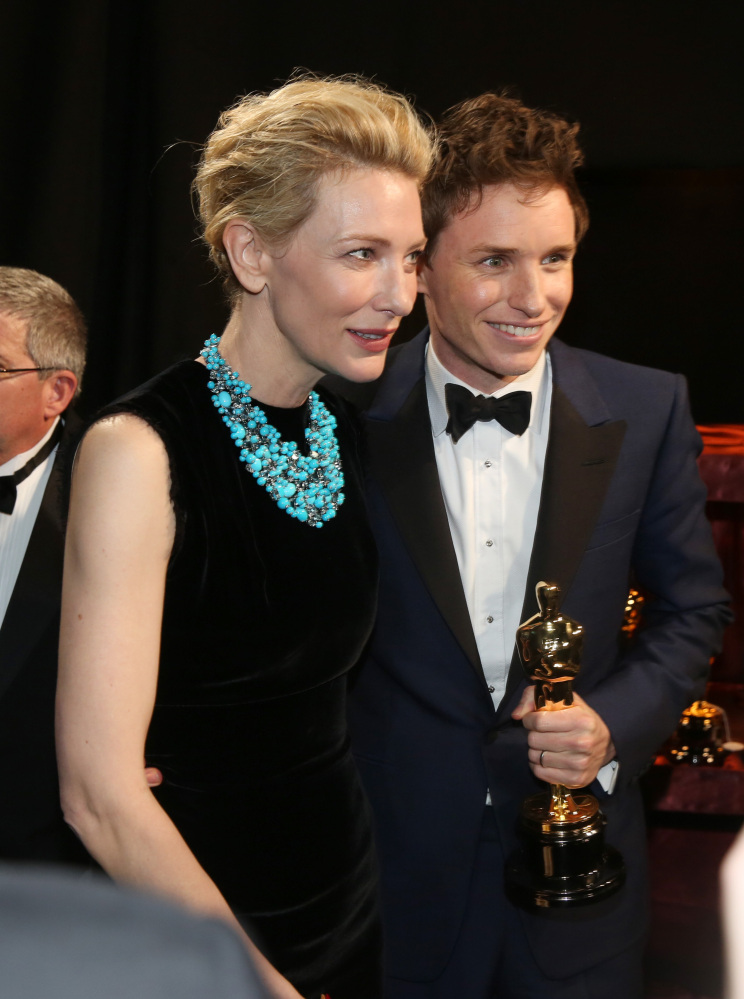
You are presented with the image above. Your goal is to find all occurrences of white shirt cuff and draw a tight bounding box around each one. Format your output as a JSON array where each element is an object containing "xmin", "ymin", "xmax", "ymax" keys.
[
  {"xmin": 597, "ymin": 759, "xmax": 619, "ymax": 794},
  {"xmin": 486, "ymin": 759, "xmax": 619, "ymax": 805}
]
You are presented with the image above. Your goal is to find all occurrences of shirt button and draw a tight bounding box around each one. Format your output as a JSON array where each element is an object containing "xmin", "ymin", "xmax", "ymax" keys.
[
  {"xmin": 484, "ymin": 460, "xmax": 492, "ymax": 468},
  {"xmin": 485, "ymin": 539, "xmax": 494, "ymax": 547},
  {"xmin": 487, "ymin": 615, "xmax": 494, "ymax": 624},
  {"xmin": 488, "ymin": 685, "xmax": 495, "ymax": 693}
]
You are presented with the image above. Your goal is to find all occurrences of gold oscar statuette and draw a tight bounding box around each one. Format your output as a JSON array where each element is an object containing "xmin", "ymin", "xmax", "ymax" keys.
[
  {"xmin": 505, "ymin": 581, "xmax": 625, "ymax": 908},
  {"xmin": 670, "ymin": 700, "xmax": 726, "ymax": 765}
]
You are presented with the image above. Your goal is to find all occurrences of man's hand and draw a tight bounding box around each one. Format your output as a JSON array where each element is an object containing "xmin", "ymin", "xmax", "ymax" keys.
[{"xmin": 511, "ymin": 686, "xmax": 615, "ymax": 788}]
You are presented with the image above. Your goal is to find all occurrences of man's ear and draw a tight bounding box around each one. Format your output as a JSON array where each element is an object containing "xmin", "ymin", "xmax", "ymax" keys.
[
  {"xmin": 417, "ymin": 254, "xmax": 432, "ymax": 296},
  {"xmin": 222, "ymin": 220, "xmax": 269, "ymax": 294},
  {"xmin": 43, "ymin": 370, "xmax": 77, "ymax": 419}
]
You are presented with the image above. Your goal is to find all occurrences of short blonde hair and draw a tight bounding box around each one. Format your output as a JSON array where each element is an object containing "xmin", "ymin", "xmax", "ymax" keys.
[
  {"xmin": 193, "ymin": 73, "xmax": 434, "ymax": 301},
  {"xmin": 0, "ymin": 267, "xmax": 87, "ymax": 394}
]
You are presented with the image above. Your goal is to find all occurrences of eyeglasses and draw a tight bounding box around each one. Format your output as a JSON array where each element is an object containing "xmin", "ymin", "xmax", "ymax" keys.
[{"xmin": 0, "ymin": 366, "xmax": 60, "ymax": 377}]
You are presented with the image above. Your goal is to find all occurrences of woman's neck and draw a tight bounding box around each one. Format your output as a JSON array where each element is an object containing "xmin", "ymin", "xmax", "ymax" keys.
[{"xmin": 217, "ymin": 297, "xmax": 318, "ymax": 408}]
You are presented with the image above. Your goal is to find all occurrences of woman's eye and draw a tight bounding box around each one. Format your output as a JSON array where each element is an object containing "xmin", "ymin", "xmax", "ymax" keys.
[
  {"xmin": 406, "ymin": 249, "xmax": 424, "ymax": 265},
  {"xmin": 349, "ymin": 248, "xmax": 373, "ymax": 260}
]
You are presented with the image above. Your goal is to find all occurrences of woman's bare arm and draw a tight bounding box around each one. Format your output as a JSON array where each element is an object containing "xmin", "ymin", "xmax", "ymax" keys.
[{"xmin": 56, "ymin": 415, "xmax": 301, "ymax": 999}]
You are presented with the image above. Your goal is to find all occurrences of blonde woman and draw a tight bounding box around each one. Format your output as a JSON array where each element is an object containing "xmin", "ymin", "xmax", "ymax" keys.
[{"xmin": 57, "ymin": 76, "xmax": 432, "ymax": 999}]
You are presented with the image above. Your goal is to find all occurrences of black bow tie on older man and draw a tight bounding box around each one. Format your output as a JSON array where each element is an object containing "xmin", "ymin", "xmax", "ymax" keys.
[
  {"xmin": 0, "ymin": 422, "xmax": 63, "ymax": 515},
  {"xmin": 444, "ymin": 383, "xmax": 532, "ymax": 444}
]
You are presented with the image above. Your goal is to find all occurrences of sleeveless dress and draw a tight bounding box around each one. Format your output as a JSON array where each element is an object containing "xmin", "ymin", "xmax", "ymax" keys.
[{"xmin": 100, "ymin": 359, "xmax": 381, "ymax": 999}]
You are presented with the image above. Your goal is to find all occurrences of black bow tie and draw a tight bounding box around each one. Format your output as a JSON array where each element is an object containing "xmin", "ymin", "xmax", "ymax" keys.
[
  {"xmin": 0, "ymin": 422, "xmax": 63, "ymax": 515},
  {"xmin": 444, "ymin": 383, "xmax": 532, "ymax": 444}
]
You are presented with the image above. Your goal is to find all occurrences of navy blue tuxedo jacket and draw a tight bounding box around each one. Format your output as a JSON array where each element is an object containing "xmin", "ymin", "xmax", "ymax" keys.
[{"xmin": 346, "ymin": 330, "xmax": 730, "ymax": 982}]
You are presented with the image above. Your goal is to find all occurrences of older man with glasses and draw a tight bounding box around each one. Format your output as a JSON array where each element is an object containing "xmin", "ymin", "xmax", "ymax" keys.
[{"xmin": 0, "ymin": 266, "xmax": 88, "ymax": 864}]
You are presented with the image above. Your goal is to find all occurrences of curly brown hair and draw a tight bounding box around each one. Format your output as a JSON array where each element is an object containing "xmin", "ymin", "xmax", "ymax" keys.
[{"xmin": 423, "ymin": 91, "xmax": 589, "ymax": 254}]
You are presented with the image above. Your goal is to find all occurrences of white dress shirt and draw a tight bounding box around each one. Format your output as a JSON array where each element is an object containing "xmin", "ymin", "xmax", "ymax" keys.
[
  {"xmin": 426, "ymin": 342, "xmax": 550, "ymax": 707},
  {"xmin": 425, "ymin": 343, "xmax": 617, "ymax": 794},
  {"xmin": 0, "ymin": 418, "xmax": 60, "ymax": 630}
]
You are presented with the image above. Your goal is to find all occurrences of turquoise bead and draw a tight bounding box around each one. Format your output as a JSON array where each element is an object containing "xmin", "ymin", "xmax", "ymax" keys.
[{"xmin": 200, "ymin": 336, "xmax": 345, "ymax": 528}]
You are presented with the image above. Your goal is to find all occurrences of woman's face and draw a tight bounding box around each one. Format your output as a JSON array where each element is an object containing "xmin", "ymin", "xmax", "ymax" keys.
[{"xmin": 263, "ymin": 167, "xmax": 425, "ymax": 385}]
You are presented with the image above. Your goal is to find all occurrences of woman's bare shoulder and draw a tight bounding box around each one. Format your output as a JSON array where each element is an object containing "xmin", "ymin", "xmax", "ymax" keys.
[
  {"xmin": 74, "ymin": 413, "xmax": 171, "ymax": 483},
  {"xmin": 81, "ymin": 411, "xmax": 167, "ymax": 454},
  {"xmin": 70, "ymin": 413, "xmax": 175, "ymax": 544}
]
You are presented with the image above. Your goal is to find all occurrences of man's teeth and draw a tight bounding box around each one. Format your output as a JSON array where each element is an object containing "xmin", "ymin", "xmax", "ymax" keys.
[{"xmin": 492, "ymin": 323, "xmax": 539, "ymax": 337}]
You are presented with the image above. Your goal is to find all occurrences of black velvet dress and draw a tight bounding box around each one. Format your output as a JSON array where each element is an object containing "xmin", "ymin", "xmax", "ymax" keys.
[{"xmin": 101, "ymin": 360, "xmax": 381, "ymax": 999}]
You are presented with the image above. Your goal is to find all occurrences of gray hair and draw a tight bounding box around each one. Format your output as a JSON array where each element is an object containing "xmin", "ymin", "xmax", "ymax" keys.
[{"xmin": 0, "ymin": 267, "xmax": 87, "ymax": 395}]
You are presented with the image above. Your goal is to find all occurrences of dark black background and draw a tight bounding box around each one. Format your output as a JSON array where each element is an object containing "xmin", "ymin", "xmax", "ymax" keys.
[{"xmin": 1, "ymin": 0, "xmax": 741, "ymax": 420}]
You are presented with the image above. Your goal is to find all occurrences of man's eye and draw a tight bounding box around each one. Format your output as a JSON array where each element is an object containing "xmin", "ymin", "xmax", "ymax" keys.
[
  {"xmin": 349, "ymin": 248, "xmax": 373, "ymax": 260},
  {"xmin": 543, "ymin": 253, "xmax": 568, "ymax": 265},
  {"xmin": 483, "ymin": 256, "xmax": 504, "ymax": 267}
]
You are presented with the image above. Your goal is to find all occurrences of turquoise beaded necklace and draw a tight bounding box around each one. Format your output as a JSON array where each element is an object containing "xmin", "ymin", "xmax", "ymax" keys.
[{"xmin": 201, "ymin": 335, "xmax": 345, "ymax": 527}]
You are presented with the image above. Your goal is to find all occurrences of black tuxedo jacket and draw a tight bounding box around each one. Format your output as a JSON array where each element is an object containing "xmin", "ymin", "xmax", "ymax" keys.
[
  {"xmin": 346, "ymin": 331, "xmax": 730, "ymax": 982},
  {"xmin": 0, "ymin": 415, "xmax": 86, "ymax": 862}
]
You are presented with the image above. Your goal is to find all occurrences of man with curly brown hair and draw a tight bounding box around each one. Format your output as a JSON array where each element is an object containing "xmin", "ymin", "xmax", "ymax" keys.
[{"xmin": 346, "ymin": 93, "xmax": 729, "ymax": 998}]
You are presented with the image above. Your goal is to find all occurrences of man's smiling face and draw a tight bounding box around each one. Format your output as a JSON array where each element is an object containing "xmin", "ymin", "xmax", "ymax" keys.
[{"xmin": 418, "ymin": 182, "xmax": 576, "ymax": 394}]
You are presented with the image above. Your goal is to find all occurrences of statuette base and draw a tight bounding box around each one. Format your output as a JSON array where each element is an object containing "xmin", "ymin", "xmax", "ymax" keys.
[{"xmin": 506, "ymin": 790, "xmax": 625, "ymax": 909}]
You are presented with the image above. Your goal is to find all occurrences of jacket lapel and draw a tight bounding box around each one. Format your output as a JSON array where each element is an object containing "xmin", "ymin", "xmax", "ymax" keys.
[
  {"xmin": 0, "ymin": 415, "xmax": 79, "ymax": 700},
  {"xmin": 366, "ymin": 334, "xmax": 628, "ymax": 705},
  {"xmin": 500, "ymin": 343, "xmax": 627, "ymax": 710},
  {"xmin": 365, "ymin": 333, "xmax": 484, "ymax": 680},
  {"xmin": 0, "ymin": 462, "xmax": 64, "ymax": 699}
]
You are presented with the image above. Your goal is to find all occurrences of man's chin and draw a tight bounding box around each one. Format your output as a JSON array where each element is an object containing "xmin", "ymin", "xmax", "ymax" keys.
[
  {"xmin": 473, "ymin": 352, "xmax": 544, "ymax": 390},
  {"xmin": 493, "ymin": 341, "xmax": 550, "ymax": 379}
]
